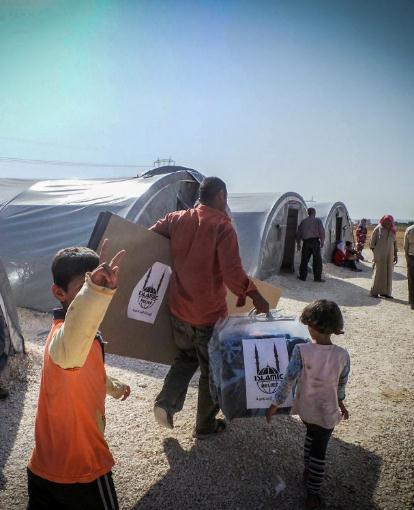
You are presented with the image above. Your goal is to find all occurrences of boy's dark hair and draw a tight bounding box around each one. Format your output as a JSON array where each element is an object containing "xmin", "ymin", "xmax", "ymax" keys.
[
  {"xmin": 300, "ymin": 299, "xmax": 344, "ymax": 335},
  {"xmin": 307, "ymin": 207, "xmax": 316, "ymax": 216},
  {"xmin": 52, "ymin": 247, "xmax": 99, "ymax": 290},
  {"xmin": 345, "ymin": 241, "xmax": 352, "ymax": 247},
  {"xmin": 199, "ymin": 177, "xmax": 227, "ymax": 204}
]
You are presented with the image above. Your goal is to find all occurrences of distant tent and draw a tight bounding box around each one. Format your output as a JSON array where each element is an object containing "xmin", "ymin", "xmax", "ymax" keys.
[
  {"xmin": 0, "ymin": 257, "xmax": 24, "ymax": 373},
  {"xmin": 308, "ymin": 202, "xmax": 353, "ymax": 262},
  {"xmin": 0, "ymin": 166, "xmax": 203, "ymax": 311},
  {"xmin": 228, "ymin": 192, "xmax": 308, "ymax": 279}
]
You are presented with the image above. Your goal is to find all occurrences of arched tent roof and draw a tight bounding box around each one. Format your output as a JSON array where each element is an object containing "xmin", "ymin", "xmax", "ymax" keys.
[
  {"xmin": 0, "ymin": 257, "xmax": 24, "ymax": 373},
  {"xmin": 308, "ymin": 201, "xmax": 353, "ymax": 261},
  {"xmin": 228, "ymin": 192, "xmax": 308, "ymax": 279},
  {"xmin": 0, "ymin": 166, "xmax": 203, "ymax": 311}
]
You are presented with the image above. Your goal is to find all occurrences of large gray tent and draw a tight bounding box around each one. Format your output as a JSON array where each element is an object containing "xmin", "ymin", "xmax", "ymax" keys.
[
  {"xmin": 0, "ymin": 257, "xmax": 24, "ymax": 373},
  {"xmin": 228, "ymin": 192, "xmax": 308, "ymax": 279},
  {"xmin": 0, "ymin": 166, "xmax": 203, "ymax": 312},
  {"xmin": 307, "ymin": 201, "xmax": 353, "ymax": 261}
]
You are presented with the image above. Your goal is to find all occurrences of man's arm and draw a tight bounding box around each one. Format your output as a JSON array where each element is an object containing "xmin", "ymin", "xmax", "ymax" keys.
[
  {"xmin": 217, "ymin": 224, "xmax": 269, "ymax": 313},
  {"xmin": 49, "ymin": 275, "xmax": 116, "ymax": 369},
  {"xmin": 318, "ymin": 219, "xmax": 326, "ymax": 247},
  {"xmin": 149, "ymin": 215, "xmax": 172, "ymax": 238},
  {"xmin": 403, "ymin": 229, "xmax": 409, "ymax": 259}
]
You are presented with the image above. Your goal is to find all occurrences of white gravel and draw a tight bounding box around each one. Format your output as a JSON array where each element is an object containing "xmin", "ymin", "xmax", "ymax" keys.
[{"xmin": 0, "ymin": 251, "xmax": 413, "ymax": 509}]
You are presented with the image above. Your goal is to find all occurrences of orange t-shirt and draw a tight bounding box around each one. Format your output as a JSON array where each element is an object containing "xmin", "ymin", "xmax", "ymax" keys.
[{"xmin": 28, "ymin": 317, "xmax": 114, "ymax": 483}]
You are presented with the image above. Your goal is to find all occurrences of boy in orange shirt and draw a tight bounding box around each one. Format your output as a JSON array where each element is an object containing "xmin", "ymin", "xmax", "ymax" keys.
[{"xmin": 27, "ymin": 241, "xmax": 129, "ymax": 510}]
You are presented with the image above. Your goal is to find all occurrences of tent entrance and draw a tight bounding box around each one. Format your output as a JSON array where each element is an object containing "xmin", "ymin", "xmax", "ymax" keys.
[
  {"xmin": 336, "ymin": 217, "xmax": 343, "ymax": 242},
  {"xmin": 281, "ymin": 208, "xmax": 299, "ymax": 272}
]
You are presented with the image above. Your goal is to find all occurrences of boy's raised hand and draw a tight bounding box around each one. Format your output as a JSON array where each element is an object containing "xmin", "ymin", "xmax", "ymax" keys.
[
  {"xmin": 266, "ymin": 403, "xmax": 278, "ymax": 424},
  {"xmin": 91, "ymin": 239, "xmax": 126, "ymax": 289}
]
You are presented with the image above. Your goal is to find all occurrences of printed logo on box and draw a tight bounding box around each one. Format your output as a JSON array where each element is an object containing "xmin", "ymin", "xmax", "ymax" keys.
[
  {"xmin": 127, "ymin": 262, "xmax": 172, "ymax": 324},
  {"xmin": 254, "ymin": 343, "xmax": 284, "ymax": 394},
  {"xmin": 242, "ymin": 337, "xmax": 293, "ymax": 409}
]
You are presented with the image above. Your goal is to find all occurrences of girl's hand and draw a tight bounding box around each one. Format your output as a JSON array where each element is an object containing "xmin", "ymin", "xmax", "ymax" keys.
[
  {"xmin": 266, "ymin": 404, "xmax": 278, "ymax": 423},
  {"xmin": 339, "ymin": 401, "xmax": 349, "ymax": 420}
]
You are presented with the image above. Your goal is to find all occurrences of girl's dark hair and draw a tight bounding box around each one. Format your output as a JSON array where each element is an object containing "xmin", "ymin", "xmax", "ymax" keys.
[
  {"xmin": 300, "ymin": 299, "xmax": 344, "ymax": 335},
  {"xmin": 52, "ymin": 247, "xmax": 99, "ymax": 290}
]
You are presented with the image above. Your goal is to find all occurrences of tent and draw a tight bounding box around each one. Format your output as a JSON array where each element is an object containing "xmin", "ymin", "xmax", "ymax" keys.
[
  {"xmin": 228, "ymin": 192, "xmax": 308, "ymax": 279},
  {"xmin": 308, "ymin": 202, "xmax": 353, "ymax": 261},
  {"xmin": 0, "ymin": 166, "xmax": 203, "ymax": 311},
  {"xmin": 0, "ymin": 257, "xmax": 24, "ymax": 373}
]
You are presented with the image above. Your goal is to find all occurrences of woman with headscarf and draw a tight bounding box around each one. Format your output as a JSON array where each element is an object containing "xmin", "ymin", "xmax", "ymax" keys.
[
  {"xmin": 356, "ymin": 219, "xmax": 368, "ymax": 260},
  {"xmin": 369, "ymin": 215, "xmax": 398, "ymax": 298}
]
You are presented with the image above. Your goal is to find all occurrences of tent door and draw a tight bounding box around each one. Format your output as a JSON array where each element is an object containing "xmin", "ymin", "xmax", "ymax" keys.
[
  {"xmin": 281, "ymin": 208, "xmax": 299, "ymax": 272},
  {"xmin": 336, "ymin": 217, "xmax": 343, "ymax": 242}
]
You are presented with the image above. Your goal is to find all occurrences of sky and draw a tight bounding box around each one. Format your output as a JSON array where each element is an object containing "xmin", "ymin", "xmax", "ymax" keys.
[{"xmin": 0, "ymin": 0, "xmax": 413, "ymax": 219}]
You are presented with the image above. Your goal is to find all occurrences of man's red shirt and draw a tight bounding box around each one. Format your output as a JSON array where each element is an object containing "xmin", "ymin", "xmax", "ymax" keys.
[{"xmin": 150, "ymin": 205, "xmax": 256, "ymax": 326}]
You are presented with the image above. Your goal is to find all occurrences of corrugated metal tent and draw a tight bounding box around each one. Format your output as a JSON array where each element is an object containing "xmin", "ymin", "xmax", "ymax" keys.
[
  {"xmin": 0, "ymin": 257, "xmax": 25, "ymax": 373},
  {"xmin": 0, "ymin": 166, "xmax": 203, "ymax": 311},
  {"xmin": 308, "ymin": 202, "xmax": 353, "ymax": 261},
  {"xmin": 228, "ymin": 192, "xmax": 308, "ymax": 279}
]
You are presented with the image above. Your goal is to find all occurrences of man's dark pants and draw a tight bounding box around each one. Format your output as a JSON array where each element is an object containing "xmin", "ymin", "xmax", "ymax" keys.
[
  {"xmin": 299, "ymin": 238, "xmax": 323, "ymax": 281},
  {"xmin": 407, "ymin": 255, "xmax": 414, "ymax": 305},
  {"xmin": 155, "ymin": 316, "xmax": 218, "ymax": 434}
]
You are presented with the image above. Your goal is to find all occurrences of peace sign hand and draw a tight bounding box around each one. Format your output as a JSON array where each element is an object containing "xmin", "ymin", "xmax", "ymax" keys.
[{"xmin": 90, "ymin": 239, "xmax": 126, "ymax": 290}]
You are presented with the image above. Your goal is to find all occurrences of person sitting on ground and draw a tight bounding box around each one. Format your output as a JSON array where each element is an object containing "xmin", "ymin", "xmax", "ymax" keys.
[
  {"xmin": 266, "ymin": 300, "xmax": 350, "ymax": 510},
  {"xmin": 333, "ymin": 241, "xmax": 362, "ymax": 272},
  {"xmin": 27, "ymin": 242, "xmax": 130, "ymax": 510}
]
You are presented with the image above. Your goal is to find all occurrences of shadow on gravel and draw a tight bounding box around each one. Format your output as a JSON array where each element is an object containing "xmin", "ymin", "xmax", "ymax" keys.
[
  {"xmin": 132, "ymin": 417, "xmax": 381, "ymax": 510},
  {"xmin": 0, "ymin": 353, "xmax": 29, "ymax": 490}
]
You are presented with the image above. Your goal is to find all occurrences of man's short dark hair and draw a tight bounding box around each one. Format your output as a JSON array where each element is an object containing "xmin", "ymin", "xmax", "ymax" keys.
[
  {"xmin": 307, "ymin": 207, "xmax": 316, "ymax": 216},
  {"xmin": 52, "ymin": 247, "xmax": 99, "ymax": 290},
  {"xmin": 345, "ymin": 241, "xmax": 352, "ymax": 247},
  {"xmin": 199, "ymin": 177, "xmax": 227, "ymax": 204},
  {"xmin": 300, "ymin": 299, "xmax": 344, "ymax": 335}
]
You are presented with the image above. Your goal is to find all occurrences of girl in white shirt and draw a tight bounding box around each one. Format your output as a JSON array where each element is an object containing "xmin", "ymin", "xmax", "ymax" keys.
[{"xmin": 266, "ymin": 300, "xmax": 350, "ymax": 510}]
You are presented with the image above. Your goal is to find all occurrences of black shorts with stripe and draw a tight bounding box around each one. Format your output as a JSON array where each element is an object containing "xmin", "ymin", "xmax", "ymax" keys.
[{"xmin": 27, "ymin": 469, "xmax": 119, "ymax": 510}]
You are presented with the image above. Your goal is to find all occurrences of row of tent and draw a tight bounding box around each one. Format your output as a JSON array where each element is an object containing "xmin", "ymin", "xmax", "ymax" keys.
[{"xmin": 0, "ymin": 165, "xmax": 353, "ymax": 357}]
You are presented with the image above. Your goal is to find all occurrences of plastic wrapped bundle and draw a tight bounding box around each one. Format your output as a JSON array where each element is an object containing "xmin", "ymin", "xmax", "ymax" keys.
[{"xmin": 209, "ymin": 312, "xmax": 310, "ymax": 420}]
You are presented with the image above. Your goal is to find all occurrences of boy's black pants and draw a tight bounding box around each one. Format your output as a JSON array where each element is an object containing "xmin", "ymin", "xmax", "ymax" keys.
[
  {"xmin": 299, "ymin": 238, "xmax": 323, "ymax": 281},
  {"xmin": 27, "ymin": 469, "xmax": 119, "ymax": 510}
]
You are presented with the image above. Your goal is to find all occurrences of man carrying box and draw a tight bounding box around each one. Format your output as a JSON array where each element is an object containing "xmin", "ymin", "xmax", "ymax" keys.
[{"xmin": 150, "ymin": 177, "xmax": 269, "ymax": 439}]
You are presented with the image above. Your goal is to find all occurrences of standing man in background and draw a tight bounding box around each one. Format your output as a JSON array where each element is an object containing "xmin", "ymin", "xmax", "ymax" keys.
[
  {"xmin": 296, "ymin": 208, "xmax": 326, "ymax": 282},
  {"xmin": 150, "ymin": 177, "xmax": 269, "ymax": 439},
  {"xmin": 404, "ymin": 223, "xmax": 414, "ymax": 310}
]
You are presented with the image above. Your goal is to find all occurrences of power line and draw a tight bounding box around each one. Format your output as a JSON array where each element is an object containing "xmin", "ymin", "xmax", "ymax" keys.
[{"xmin": 0, "ymin": 156, "xmax": 153, "ymax": 169}]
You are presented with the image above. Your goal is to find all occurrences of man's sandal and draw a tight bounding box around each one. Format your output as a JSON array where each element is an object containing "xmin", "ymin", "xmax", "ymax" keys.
[{"xmin": 192, "ymin": 419, "xmax": 227, "ymax": 440}]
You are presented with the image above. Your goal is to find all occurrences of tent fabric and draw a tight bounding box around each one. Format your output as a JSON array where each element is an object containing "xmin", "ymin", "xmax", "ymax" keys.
[
  {"xmin": 228, "ymin": 192, "xmax": 308, "ymax": 279},
  {"xmin": 0, "ymin": 167, "xmax": 203, "ymax": 311},
  {"xmin": 307, "ymin": 202, "xmax": 353, "ymax": 261},
  {"xmin": 0, "ymin": 257, "xmax": 24, "ymax": 372}
]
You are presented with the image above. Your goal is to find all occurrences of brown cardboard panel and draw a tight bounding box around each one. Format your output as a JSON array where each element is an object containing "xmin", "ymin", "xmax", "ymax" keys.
[
  {"xmin": 94, "ymin": 214, "xmax": 177, "ymax": 365},
  {"xmin": 226, "ymin": 279, "xmax": 282, "ymax": 314}
]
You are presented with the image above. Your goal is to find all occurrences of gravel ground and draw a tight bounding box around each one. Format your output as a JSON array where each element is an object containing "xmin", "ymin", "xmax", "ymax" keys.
[{"xmin": 1, "ymin": 251, "xmax": 413, "ymax": 510}]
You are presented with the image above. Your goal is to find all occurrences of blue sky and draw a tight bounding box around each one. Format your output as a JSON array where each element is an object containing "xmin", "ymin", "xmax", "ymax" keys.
[{"xmin": 0, "ymin": 0, "xmax": 413, "ymax": 219}]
